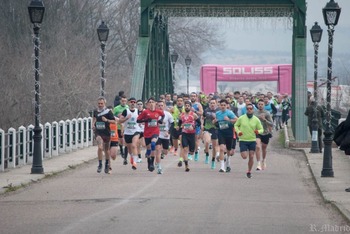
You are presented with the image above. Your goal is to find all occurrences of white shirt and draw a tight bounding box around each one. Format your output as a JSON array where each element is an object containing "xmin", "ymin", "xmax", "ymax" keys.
[{"xmin": 159, "ymin": 111, "xmax": 174, "ymax": 139}]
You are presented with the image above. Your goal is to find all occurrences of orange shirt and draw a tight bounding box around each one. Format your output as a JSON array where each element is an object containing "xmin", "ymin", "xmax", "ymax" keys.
[{"xmin": 110, "ymin": 122, "xmax": 119, "ymax": 142}]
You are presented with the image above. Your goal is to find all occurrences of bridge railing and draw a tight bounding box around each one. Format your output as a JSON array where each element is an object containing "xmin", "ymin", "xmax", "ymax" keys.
[{"xmin": 0, "ymin": 117, "xmax": 93, "ymax": 172}]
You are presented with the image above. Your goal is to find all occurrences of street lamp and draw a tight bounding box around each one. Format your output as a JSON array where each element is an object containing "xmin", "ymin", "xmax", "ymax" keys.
[
  {"xmin": 321, "ymin": 0, "xmax": 341, "ymax": 177},
  {"xmin": 309, "ymin": 22, "xmax": 323, "ymax": 153},
  {"xmin": 170, "ymin": 51, "xmax": 179, "ymax": 93},
  {"xmin": 97, "ymin": 21, "xmax": 109, "ymax": 97},
  {"xmin": 185, "ymin": 55, "xmax": 191, "ymax": 94},
  {"xmin": 28, "ymin": 0, "xmax": 45, "ymax": 174}
]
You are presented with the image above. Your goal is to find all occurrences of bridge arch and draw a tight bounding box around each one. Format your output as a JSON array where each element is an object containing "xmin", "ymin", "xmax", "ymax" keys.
[{"xmin": 131, "ymin": 0, "xmax": 307, "ymax": 142}]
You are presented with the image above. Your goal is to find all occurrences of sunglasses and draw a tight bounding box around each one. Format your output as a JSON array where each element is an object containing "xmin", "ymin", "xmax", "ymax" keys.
[
  {"xmin": 247, "ymin": 107, "xmax": 253, "ymax": 110},
  {"xmin": 130, "ymin": 101, "xmax": 136, "ymax": 104}
]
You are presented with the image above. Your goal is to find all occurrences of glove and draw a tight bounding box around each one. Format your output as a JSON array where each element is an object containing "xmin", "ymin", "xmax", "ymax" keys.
[
  {"xmin": 254, "ymin": 130, "xmax": 259, "ymax": 135},
  {"xmin": 238, "ymin": 132, "xmax": 243, "ymax": 136}
]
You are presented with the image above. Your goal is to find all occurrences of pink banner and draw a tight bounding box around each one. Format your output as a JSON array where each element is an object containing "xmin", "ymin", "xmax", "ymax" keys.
[{"xmin": 200, "ymin": 64, "xmax": 292, "ymax": 95}]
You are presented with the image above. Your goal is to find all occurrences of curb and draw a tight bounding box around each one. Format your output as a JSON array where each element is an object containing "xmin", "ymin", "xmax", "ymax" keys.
[{"xmin": 284, "ymin": 127, "xmax": 350, "ymax": 223}]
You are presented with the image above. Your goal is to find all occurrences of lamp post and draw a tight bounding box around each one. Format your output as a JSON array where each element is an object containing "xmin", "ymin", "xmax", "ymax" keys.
[
  {"xmin": 28, "ymin": 0, "xmax": 45, "ymax": 174},
  {"xmin": 97, "ymin": 21, "xmax": 109, "ymax": 97},
  {"xmin": 185, "ymin": 55, "xmax": 191, "ymax": 94},
  {"xmin": 170, "ymin": 51, "xmax": 179, "ymax": 93},
  {"xmin": 321, "ymin": 0, "xmax": 341, "ymax": 177},
  {"xmin": 309, "ymin": 22, "xmax": 323, "ymax": 153}
]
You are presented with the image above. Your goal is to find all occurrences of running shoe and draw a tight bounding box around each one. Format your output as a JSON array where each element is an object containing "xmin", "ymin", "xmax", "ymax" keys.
[
  {"xmin": 161, "ymin": 153, "xmax": 165, "ymax": 159},
  {"xmin": 211, "ymin": 161, "xmax": 216, "ymax": 169},
  {"xmin": 132, "ymin": 162, "xmax": 137, "ymax": 170},
  {"xmin": 157, "ymin": 168, "xmax": 163, "ymax": 174},
  {"xmin": 262, "ymin": 160, "xmax": 267, "ymax": 170},
  {"xmin": 123, "ymin": 159, "xmax": 128, "ymax": 165},
  {"xmin": 219, "ymin": 168, "xmax": 226, "ymax": 173},
  {"xmin": 246, "ymin": 172, "xmax": 252, "ymax": 178},
  {"xmin": 104, "ymin": 165, "xmax": 110, "ymax": 174},
  {"xmin": 256, "ymin": 162, "xmax": 262, "ymax": 171},
  {"xmin": 137, "ymin": 158, "xmax": 142, "ymax": 163},
  {"xmin": 149, "ymin": 164, "xmax": 155, "ymax": 172},
  {"xmin": 97, "ymin": 164, "xmax": 102, "ymax": 173},
  {"xmin": 194, "ymin": 152, "xmax": 199, "ymax": 161},
  {"xmin": 185, "ymin": 166, "xmax": 190, "ymax": 172},
  {"xmin": 226, "ymin": 166, "xmax": 231, "ymax": 173},
  {"xmin": 205, "ymin": 156, "xmax": 209, "ymax": 164},
  {"xmin": 188, "ymin": 155, "xmax": 193, "ymax": 161},
  {"xmin": 178, "ymin": 160, "xmax": 183, "ymax": 167}
]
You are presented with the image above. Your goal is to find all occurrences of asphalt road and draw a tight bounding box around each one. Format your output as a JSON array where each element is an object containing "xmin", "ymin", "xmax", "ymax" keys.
[{"xmin": 0, "ymin": 134, "xmax": 348, "ymax": 234}]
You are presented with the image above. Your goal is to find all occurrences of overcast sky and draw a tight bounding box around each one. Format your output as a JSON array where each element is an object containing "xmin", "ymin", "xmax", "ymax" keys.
[
  {"xmin": 222, "ymin": 0, "xmax": 350, "ymax": 54},
  {"xmin": 180, "ymin": 1, "xmax": 350, "ymax": 92}
]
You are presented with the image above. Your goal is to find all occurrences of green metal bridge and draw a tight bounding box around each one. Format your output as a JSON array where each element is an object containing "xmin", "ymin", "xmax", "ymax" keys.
[{"xmin": 130, "ymin": 0, "xmax": 308, "ymax": 142}]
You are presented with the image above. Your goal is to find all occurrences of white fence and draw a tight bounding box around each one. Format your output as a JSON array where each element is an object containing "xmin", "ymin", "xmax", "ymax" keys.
[{"xmin": 0, "ymin": 117, "xmax": 93, "ymax": 172}]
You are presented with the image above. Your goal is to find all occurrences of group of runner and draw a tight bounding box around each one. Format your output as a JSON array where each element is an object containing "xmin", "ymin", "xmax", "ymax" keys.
[{"xmin": 92, "ymin": 91, "xmax": 292, "ymax": 178}]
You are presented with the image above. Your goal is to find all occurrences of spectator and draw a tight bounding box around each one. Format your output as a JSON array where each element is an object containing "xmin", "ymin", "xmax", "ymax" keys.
[{"xmin": 114, "ymin": 90, "xmax": 125, "ymax": 107}]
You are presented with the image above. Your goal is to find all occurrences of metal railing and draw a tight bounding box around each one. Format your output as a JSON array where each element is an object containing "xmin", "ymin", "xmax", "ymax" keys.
[{"xmin": 0, "ymin": 117, "xmax": 93, "ymax": 172}]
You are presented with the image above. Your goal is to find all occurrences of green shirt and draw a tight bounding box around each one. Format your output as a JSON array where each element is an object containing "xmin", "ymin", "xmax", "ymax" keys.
[
  {"xmin": 235, "ymin": 114, "xmax": 263, "ymax": 142},
  {"xmin": 113, "ymin": 104, "xmax": 129, "ymax": 128},
  {"xmin": 172, "ymin": 105, "xmax": 185, "ymax": 127}
]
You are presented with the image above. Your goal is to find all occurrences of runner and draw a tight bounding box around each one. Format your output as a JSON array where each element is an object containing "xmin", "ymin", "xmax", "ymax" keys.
[
  {"xmin": 190, "ymin": 92, "xmax": 203, "ymax": 161},
  {"xmin": 136, "ymin": 100, "xmax": 145, "ymax": 163},
  {"xmin": 178, "ymin": 101, "xmax": 199, "ymax": 172},
  {"xmin": 137, "ymin": 97, "xmax": 164, "ymax": 172},
  {"xmin": 255, "ymin": 99, "xmax": 274, "ymax": 171},
  {"xmin": 155, "ymin": 100, "xmax": 174, "ymax": 174},
  {"xmin": 235, "ymin": 103, "xmax": 264, "ymax": 178},
  {"xmin": 170, "ymin": 96, "xmax": 185, "ymax": 163},
  {"xmin": 92, "ymin": 97, "xmax": 115, "ymax": 174},
  {"xmin": 203, "ymin": 99, "xmax": 219, "ymax": 169},
  {"xmin": 113, "ymin": 95, "xmax": 129, "ymax": 165},
  {"xmin": 108, "ymin": 105, "xmax": 119, "ymax": 171},
  {"xmin": 118, "ymin": 97, "xmax": 141, "ymax": 170},
  {"xmin": 213, "ymin": 99, "xmax": 238, "ymax": 172}
]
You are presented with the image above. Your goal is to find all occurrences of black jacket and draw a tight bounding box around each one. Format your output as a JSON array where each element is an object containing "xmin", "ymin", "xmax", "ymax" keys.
[{"xmin": 333, "ymin": 110, "xmax": 350, "ymax": 155}]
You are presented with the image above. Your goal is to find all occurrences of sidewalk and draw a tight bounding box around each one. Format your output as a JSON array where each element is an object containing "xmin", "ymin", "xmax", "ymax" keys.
[
  {"xmin": 285, "ymin": 126, "xmax": 350, "ymax": 222},
  {"xmin": 303, "ymin": 148, "xmax": 350, "ymax": 221},
  {"xmin": 0, "ymin": 147, "xmax": 97, "ymax": 194}
]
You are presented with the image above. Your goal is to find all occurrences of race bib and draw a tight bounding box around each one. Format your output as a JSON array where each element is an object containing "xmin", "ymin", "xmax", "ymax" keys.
[
  {"xmin": 219, "ymin": 121, "xmax": 229, "ymax": 130},
  {"xmin": 159, "ymin": 124, "xmax": 166, "ymax": 131},
  {"xmin": 127, "ymin": 121, "xmax": 136, "ymax": 129},
  {"xmin": 148, "ymin": 119, "xmax": 157, "ymax": 127},
  {"xmin": 183, "ymin": 123, "xmax": 192, "ymax": 130},
  {"xmin": 111, "ymin": 130, "xmax": 116, "ymax": 137},
  {"xmin": 96, "ymin": 121, "xmax": 105, "ymax": 130}
]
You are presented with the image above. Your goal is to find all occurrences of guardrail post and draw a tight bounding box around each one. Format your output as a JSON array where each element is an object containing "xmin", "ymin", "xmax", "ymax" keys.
[
  {"xmin": 0, "ymin": 128, "xmax": 4, "ymax": 172},
  {"xmin": 83, "ymin": 117, "xmax": 89, "ymax": 147},
  {"xmin": 18, "ymin": 126, "xmax": 27, "ymax": 166},
  {"xmin": 88, "ymin": 117, "xmax": 93, "ymax": 146},
  {"xmin": 51, "ymin": 121, "xmax": 59, "ymax": 156},
  {"xmin": 58, "ymin": 120, "xmax": 66, "ymax": 154},
  {"xmin": 8, "ymin": 128, "xmax": 16, "ymax": 168},
  {"xmin": 44, "ymin": 122, "xmax": 52, "ymax": 158},
  {"xmin": 27, "ymin": 125, "xmax": 34, "ymax": 164},
  {"xmin": 65, "ymin": 120, "xmax": 72, "ymax": 153},
  {"xmin": 77, "ymin": 118, "xmax": 84, "ymax": 149},
  {"xmin": 71, "ymin": 118, "xmax": 78, "ymax": 150}
]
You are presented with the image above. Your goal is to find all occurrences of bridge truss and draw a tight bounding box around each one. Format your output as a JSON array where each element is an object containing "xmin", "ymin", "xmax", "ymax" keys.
[{"xmin": 131, "ymin": 0, "xmax": 307, "ymax": 142}]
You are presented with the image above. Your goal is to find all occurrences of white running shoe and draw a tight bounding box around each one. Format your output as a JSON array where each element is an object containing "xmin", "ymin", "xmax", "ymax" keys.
[
  {"xmin": 262, "ymin": 160, "xmax": 267, "ymax": 170},
  {"xmin": 256, "ymin": 161, "xmax": 262, "ymax": 171}
]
